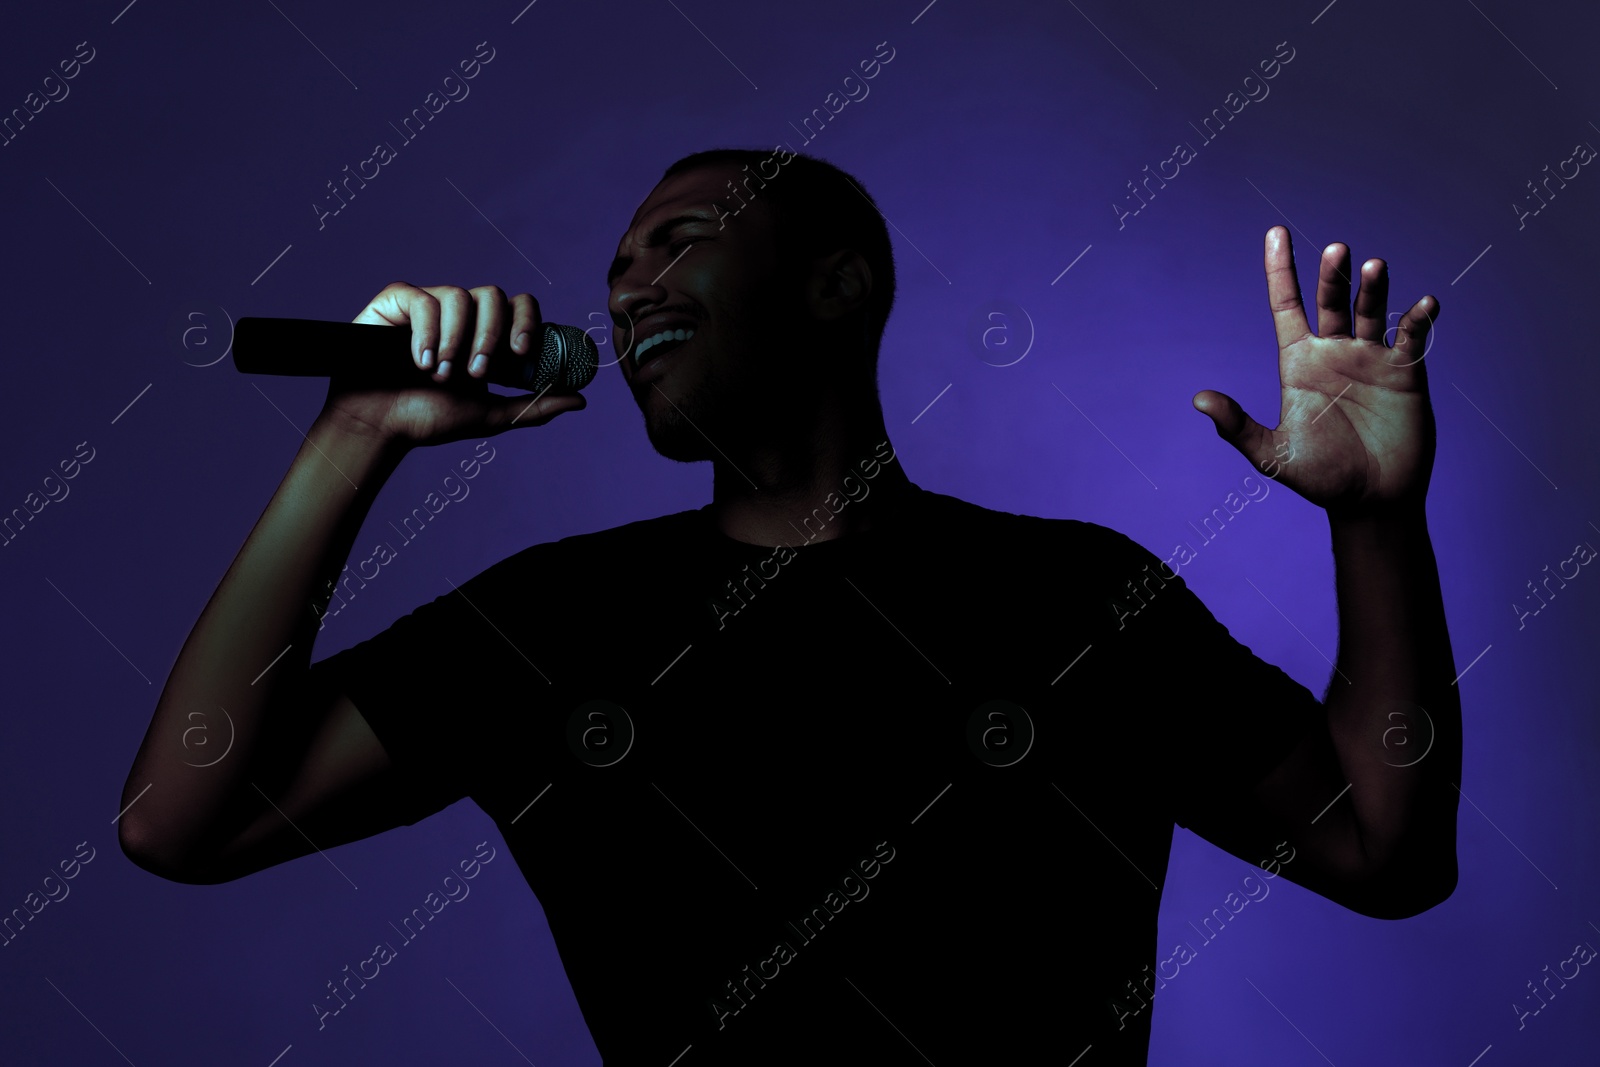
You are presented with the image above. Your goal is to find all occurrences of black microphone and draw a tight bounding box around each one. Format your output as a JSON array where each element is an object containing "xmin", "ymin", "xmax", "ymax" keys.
[{"xmin": 232, "ymin": 317, "xmax": 600, "ymax": 394}]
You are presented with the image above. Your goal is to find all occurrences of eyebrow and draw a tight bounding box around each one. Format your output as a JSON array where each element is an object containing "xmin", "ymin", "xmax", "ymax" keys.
[{"xmin": 607, "ymin": 212, "xmax": 720, "ymax": 286}]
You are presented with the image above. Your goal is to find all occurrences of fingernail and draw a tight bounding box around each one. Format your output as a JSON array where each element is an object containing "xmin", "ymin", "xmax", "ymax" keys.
[
  {"xmin": 437, "ymin": 359, "xmax": 452, "ymax": 377},
  {"xmin": 420, "ymin": 347, "xmax": 434, "ymax": 369},
  {"xmin": 469, "ymin": 353, "xmax": 487, "ymax": 376},
  {"xmin": 514, "ymin": 331, "xmax": 528, "ymax": 352}
]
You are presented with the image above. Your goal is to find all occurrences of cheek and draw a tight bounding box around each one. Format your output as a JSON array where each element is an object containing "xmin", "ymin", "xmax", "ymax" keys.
[{"xmin": 713, "ymin": 285, "xmax": 795, "ymax": 353}]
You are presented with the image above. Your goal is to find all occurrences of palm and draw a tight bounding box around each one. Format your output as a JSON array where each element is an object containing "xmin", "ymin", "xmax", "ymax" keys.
[
  {"xmin": 326, "ymin": 361, "xmax": 496, "ymax": 446},
  {"xmin": 1194, "ymin": 227, "xmax": 1440, "ymax": 514}
]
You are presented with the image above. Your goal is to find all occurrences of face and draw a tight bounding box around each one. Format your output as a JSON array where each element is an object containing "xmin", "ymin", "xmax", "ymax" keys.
[{"xmin": 607, "ymin": 162, "xmax": 804, "ymax": 462}]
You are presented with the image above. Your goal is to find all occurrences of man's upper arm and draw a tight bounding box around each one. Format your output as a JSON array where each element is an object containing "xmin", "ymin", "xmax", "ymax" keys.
[
  {"xmin": 1108, "ymin": 531, "xmax": 1408, "ymax": 913},
  {"xmin": 1083, "ymin": 524, "xmax": 1326, "ymax": 865},
  {"xmin": 185, "ymin": 672, "xmax": 464, "ymax": 884},
  {"xmin": 162, "ymin": 539, "xmax": 547, "ymax": 884}
]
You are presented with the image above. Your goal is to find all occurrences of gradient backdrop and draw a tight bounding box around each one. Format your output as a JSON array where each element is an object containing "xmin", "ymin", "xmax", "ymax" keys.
[{"xmin": 1, "ymin": 0, "xmax": 1597, "ymax": 1064}]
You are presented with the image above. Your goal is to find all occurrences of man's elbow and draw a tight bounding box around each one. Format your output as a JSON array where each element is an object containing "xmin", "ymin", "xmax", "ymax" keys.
[{"xmin": 118, "ymin": 818, "xmax": 232, "ymax": 886}]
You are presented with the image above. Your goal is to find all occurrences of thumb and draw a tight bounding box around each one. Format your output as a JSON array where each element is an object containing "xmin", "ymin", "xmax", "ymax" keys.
[
  {"xmin": 486, "ymin": 390, "xmax": 587, "ymax": 433},
  {"xmin": 1192, "ymin": 389, "xmax": 1274, "ymax": 468}
]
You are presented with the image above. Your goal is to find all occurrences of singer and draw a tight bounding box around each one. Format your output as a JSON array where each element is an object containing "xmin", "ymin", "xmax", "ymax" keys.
[{"xmin": 120, "ymin": 149, "xmax": 1460, "ymax": 1065}]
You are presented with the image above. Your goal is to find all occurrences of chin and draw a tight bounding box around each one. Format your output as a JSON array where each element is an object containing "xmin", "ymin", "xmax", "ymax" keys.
[
  {"xmin": 640, "ymin": 405, "xmax": 715, "ymax": 463},
  {"xmin": 634, "ymin": 371, "xmax": 726, "ymax": 462},
  {"xmin": 645, "ymin": 426, "xmax": 714, "ymax": 463}
]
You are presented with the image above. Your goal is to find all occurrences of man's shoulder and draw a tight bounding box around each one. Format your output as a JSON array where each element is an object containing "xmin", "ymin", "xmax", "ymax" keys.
[
  {"xmin": 484, "ymin": 489, "xmax": 1156, "ymax": 574},
  {"xmin": 913, "ymin": 486, "xmax": 1147, "ymax": 557}
]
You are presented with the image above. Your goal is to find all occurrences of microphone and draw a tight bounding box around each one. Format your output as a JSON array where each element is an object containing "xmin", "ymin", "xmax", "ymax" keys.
[{"xmin": 232, "ymin": 317, "xmax": 600, "ymax": 394}]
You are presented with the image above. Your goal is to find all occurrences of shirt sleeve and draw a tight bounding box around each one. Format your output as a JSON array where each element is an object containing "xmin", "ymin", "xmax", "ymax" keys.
[
  {"xmin": 1084, "ymin": 523, "xmax": 1324, "ymax": 829},
  {"xmin": 305, "ymin": 547, "xmax": 542, "ymax": 825}
]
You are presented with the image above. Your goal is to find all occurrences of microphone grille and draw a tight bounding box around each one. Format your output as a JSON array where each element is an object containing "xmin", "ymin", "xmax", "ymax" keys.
[{"xmin": 534, "ymin": 323, "xmax": 600, "ymax": 394}]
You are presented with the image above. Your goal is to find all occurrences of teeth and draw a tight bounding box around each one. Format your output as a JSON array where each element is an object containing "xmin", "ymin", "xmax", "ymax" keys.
[{"xmin": 633, "ymin": 327, "xmax": 693, "ymax": 365}]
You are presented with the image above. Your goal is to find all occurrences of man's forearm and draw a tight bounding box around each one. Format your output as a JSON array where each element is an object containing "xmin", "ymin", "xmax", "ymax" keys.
[
  {"xmin": 120, "ymin": 414, "xmax": 407, "ymax": 870},
  {"xmin": 1321, "ymin": 502, "xmax": 1462, "ymax": 903}
]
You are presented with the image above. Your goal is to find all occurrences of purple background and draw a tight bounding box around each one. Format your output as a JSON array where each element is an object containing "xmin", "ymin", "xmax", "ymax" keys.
[{"xmin": 2, "ymin": 0, "xmax": 1597, "ymax": 1063}]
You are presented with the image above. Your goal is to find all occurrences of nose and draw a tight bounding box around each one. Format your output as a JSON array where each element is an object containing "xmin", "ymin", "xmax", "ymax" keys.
[
  {"xmin": 609, "ymin": 272, "xmax": 668, "ymax": 329},
  {"xmin": 608, "ymin": 275, "xmax": 667, "ymax": 371}
]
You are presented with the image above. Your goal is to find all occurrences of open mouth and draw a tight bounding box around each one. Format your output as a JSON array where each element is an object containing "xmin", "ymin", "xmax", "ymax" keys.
[{"xmin": 632, "ymin": 327, "xmax": 694, "ymax": 367}]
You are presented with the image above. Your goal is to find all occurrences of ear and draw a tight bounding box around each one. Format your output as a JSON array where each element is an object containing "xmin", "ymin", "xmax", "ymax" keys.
[{"xmin": 806, "ymin": 249, "xmax": 873, "ymax": 322}]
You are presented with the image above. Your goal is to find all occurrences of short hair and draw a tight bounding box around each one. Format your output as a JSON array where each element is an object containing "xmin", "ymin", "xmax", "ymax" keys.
[{"xmin": 660, "ymin": 148, "xmax": 897, "ymax": 360}]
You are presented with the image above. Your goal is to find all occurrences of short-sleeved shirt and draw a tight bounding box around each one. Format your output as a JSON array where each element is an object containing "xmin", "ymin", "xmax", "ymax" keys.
[{"xmin": 309, "ymin": 482, "xmax": 1320, "ymax": 1065}]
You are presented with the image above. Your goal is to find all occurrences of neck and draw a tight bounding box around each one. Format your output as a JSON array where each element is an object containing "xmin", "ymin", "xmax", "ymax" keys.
[{"xmin": 707, "ymin": 391, "xmax": 910, "ymax": 547}]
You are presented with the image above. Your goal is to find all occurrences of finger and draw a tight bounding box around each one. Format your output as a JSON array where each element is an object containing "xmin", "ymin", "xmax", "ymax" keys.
[
  {"xmin": 404, "ymin": 287, "xmax": 440, "ymax": 370},
  {"xmin": 422, "ymin": 286, "xmax": 473, "ymax": 379},
  {"xmin": 1353, "ymin": 259, "xmax": 1388, "ymax": 343},
  {"xmin": 466, "ymin": 285, "xmax": 509, "ymax": 378},
  {"xmin": 508, "ymin": 292, "xmax": 543, "ymax": 360},
  {"xmin": 486, "ymin": 390, "xmax": 587, "ymax": 433},
  {"xmin": 1314, "ymin": 243, "xmax": 1353, "ymax": 338},
  {"xmin": 1264, "ymin": 226, "xmax": 1312, "ymax": 354},
  {"xmin": 1390, "ymin": 294, "xmax": 1439, "ymax": 371},
  {"xmin": 1193, "ymin": 389, "xmax": 1277, "ymax": 470},
  {"xmin": 356, "ymin": 282, "xmax": 435, "ymax": 368}
]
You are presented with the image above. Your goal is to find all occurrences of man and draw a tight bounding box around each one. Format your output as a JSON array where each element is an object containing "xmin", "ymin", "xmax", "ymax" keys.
[{"xmin": 121, "ymin": 148, "xmax": 1459, "ymax": 1064}]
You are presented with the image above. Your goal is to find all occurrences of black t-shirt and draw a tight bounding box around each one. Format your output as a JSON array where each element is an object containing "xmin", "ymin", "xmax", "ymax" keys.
[{"xmin": 309, "ymin": 482, "xmax": 1320, "ymax": 1065}]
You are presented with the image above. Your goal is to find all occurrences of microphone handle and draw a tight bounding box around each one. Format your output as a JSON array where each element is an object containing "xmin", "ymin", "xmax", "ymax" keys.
[{"xmin": 232, "ymin": 318, "xmax": 597, "ymax": 393}]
